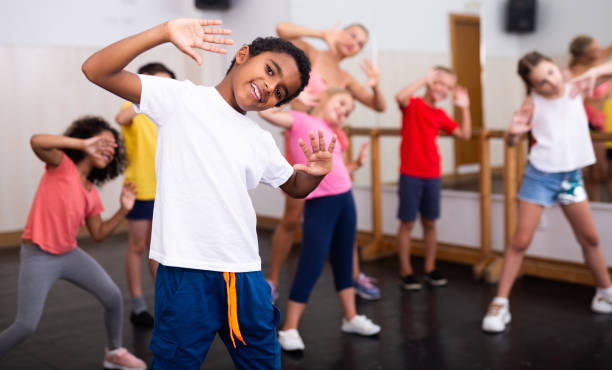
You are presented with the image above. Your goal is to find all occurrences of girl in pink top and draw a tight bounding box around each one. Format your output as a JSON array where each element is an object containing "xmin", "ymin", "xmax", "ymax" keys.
[
  {"xmin": 259, "ymin": 89, "xmax": 380, "ymax": 352},
  {"xmin": 266, "ymin": 21, "xmax": 387, "ymax": 302},
  {"xmin": 0, "ymin": 117, "xmax": 146, "ymax": 369}
]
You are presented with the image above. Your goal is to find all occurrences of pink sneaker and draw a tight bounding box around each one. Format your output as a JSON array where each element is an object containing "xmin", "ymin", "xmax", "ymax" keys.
[{"xmin": 103, "ymin": 347, "xmax": 147, "ymax": 370}]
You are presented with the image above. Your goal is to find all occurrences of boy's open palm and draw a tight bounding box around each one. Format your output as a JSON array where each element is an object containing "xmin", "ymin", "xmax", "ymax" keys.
[
  {"xmin": 294, "ymin": 130, "xmax": 337, "ymax": 177},
  {"xmin": 167, "ymin": 19, "xmax": 234, "ymax": 65},
  {"xmin": 454, "ymin": 86, "xmax": 470, "ymax": 108}
]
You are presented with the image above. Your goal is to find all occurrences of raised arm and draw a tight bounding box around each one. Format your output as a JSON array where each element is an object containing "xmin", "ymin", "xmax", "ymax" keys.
[
  {"xmin": 258, "ymin": 107, "xmax": 294, "ymax": 129},
  {"xmin": 30, "ymin": 134, "xmax": 116, "ymax": 169},
  {"xmin": 451, "ymin": 86, "xmax": 472, "ymax": 140},
  {"xmin": 345, "ymin": 59, "xmax": 386, "ymax": 112},
  {"xmin": 281, "ymin": 130, "xmax": 337, "ymax": 198},
  {"xmin": 506, "ymin": 97, "xmax": 534, "ymax": 147},
  {"xmin": 276, "ymin": 22, "xmax": 342, "ymax": 57},
  {"xmin": 345, "ymin": 141, "xmax": 369, "ymax": 174},
  {"xmin": 82, "ymin": 19, "xmax": 233, "ymax": 104},
  {"xmin": 395, "ymin": 68, "xmax": 437, "ymax": 109},
  {"xmin": 115, "ymin": 104, "xmax": 137, "ymax": 126},
  {"xmin": 571, "ymin": 60, "xmax": 612, "ymax": 97},
  {"xmin": 85, "ymin": 183, "xmax": 136, "ymax": 242}
]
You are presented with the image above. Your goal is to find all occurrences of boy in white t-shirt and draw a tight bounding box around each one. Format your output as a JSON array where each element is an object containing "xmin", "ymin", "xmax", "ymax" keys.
[{"xmin": 83, "ymin": 18, "xmax": 336, "ymax": 369}]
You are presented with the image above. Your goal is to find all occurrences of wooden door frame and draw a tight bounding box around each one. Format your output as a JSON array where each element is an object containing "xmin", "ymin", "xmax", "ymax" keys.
[{"xmin": 449, "ymin": 13, "xmax": 483, "ymax": 174}]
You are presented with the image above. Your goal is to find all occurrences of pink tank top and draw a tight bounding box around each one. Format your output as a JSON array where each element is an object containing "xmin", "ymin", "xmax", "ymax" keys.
[{"xmin": 584, "ymin": 81, "xmax": 611, "ymax": 131}]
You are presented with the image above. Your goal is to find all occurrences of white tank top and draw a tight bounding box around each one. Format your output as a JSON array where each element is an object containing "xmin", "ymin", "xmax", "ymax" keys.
[{"xmin": 528, "ymin": 84, "xmax": 595, "ymax": 172}]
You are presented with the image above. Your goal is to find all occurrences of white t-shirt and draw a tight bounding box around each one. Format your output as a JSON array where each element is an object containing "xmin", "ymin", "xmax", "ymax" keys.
[
  {"xmin": 529, "ymin": 84, "xmax": 595, "ymax": 173},
  {"xmin": 135, "ymin": 75, "xmax": 294, "ymax": 272}
]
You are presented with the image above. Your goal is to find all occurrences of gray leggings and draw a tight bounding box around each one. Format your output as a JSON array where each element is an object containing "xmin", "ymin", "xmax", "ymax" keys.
[{"xmin": 0, "ymin": 244, "xmax": 123, "ymax": 358}]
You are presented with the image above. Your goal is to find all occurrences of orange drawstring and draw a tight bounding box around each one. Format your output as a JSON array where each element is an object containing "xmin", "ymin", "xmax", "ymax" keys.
[{"xmin": 223, "ymin": 272, "xmax": 246, "ymax": 348}]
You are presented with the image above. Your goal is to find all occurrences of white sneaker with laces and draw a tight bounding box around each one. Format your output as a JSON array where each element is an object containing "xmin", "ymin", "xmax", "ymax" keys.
[
  {"xmin": 482, "ymin": 297, "xmax": 511, "ymax": 333},
  {"xmin": 341, "ymin": 315, "xmax": 381, "ymax": 336},
  {"xmin": 591, "ymin": 289, "xmax": 612, "ymax": 314},
  {"xmin": 278, "ymin": 329, "xmax": 305, "ymax": 351}
]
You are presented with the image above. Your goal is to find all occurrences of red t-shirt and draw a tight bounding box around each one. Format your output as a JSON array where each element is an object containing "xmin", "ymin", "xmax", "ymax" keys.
[
  {"xmin": 22, "ymin": 153, "xmax": 104, "ymax": 254},
  {"xmin": 399, "ymin": 97, "xmax": 458, "ymax": 178}
]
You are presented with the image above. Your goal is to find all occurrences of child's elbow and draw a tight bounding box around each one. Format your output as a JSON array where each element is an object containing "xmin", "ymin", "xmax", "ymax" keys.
[
  {"xmin": 30, "ymin": 135, "xmax": 41, "ymax": 150},
  {"xmin": 81, "ymin": 59, "xmax": 96, "ymax": 82}
]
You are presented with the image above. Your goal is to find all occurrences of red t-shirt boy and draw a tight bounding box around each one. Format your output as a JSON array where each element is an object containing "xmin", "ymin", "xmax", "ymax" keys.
[{"xmin": 395, "ymin": 66, "xmax": 472, "ymax": 290}]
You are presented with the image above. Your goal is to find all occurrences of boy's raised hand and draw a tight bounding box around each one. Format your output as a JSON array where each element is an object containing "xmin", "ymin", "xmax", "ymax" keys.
[
  {"xmin": 454, "ymin": 86, "xmax": 470, "ymax": 108},
  {"xmin": 83, "ymin": 135, "xmax": 117, "ymax": 161},
  {"xmin": 167, "ymin": 18, "xmax": 234, "ymax": 65},
  {"xmin": 294, "ymin": 130, "xmax": 337, "ymax": 176},
  {"xmin": 120, "ymin": 182, "xmax": 137, "ymax": 212}
]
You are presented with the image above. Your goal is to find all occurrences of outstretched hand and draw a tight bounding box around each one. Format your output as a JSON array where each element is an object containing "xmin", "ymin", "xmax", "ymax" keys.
[
  {"xmin": 167, "ymin": 18, "xmax": 234, "ymax": 65},
  {"xmin": 293, "ymin": 130, "xmax": 337, "ymax": 177},
  {"xmin": 508, "ymin": 99, "xmax": 534, "ymax": 135},
  {"xmin": 83, "ymin": 135, "xmax": 117, "ymax": 161},
  {"xmin": 570, "ymin": 70, "xmax": 598, "ymax": 98},
  {"xmin": 360, "ymin": 58, "xmax": 380, "ymax": 88},
  {"xmin": 297, "ymin": 89, "xmax": 321, "ymax": 107},
  {"xmin": 322, "ymin": 22, "xmax": 342, "ymax": 55},
  {"xmin": 357, "ymin": 141, "xmax": 370, "ymax": 166},
  {"xmin": 454, "ymin": 86, "xmax": 470, "ymax": 108},
  {"xmin": 120, "ymin": 182, "xmax": 137, "ymax": 211}
]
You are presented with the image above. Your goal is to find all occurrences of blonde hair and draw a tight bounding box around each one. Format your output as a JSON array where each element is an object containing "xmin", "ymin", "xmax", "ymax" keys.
[
  {"xmin": 433, "ymin": 65, "xmax": 456, "ymax": 76},
  {"xmin": 319, "ymin": 88, "xmax": 353, "ymax": 104}
]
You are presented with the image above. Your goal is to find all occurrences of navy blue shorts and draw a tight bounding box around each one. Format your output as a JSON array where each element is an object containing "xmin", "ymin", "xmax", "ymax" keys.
[
  {"xmin": 126, "ymin": 199, "xmax": 154, "ymax": 220},
  {"xmin": 150, "ymin": 265, "xmax": 281, "ymax": 370},
  {"xmin": 397, "ymin": 174, "xmax": 441, "ymax": 222}
]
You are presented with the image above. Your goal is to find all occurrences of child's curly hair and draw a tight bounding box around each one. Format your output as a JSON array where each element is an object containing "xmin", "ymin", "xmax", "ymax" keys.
[
  {"xmin": 62, "ymin": 116, "xmax": 125, "ymax": 185},
  {"xmin": 226, "ymin": 37, "xmax": 311, "ymax": 106}
]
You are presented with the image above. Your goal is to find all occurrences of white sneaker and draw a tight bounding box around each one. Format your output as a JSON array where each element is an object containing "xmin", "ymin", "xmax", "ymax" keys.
[
  {"xmin": 482, "ymin": 298, "xmax": 511, "ymax": 333},
  {"xmin": 278, "ymin": 329, "xmax": 305, "ymax": 351},
  {"xmin": 341, "ymin": 315, "xmax": 381, "ymax": 336},
  {"xmin": 591, "ymin": 289, "xmax": 612, "ymax": 314},
  {"xmin": 482, "ymin": 297, "xmax": 512, "ymax": 333}
]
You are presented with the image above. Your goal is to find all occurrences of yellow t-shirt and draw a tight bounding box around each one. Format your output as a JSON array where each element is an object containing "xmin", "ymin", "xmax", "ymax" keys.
[
  {"xmin": 120, "ymin": 102, "xmax": 157, "ymax": 200},
  {"xmin": 605, "ymin": 97, "xmax": 612, "ymax": 149}
]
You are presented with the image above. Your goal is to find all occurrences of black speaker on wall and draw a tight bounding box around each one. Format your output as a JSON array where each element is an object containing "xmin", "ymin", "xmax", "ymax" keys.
[
  {"xmin": 195, "ymin": 0, "xmax": 231, "ymax": 10},
  {"xmin": 506, "ymin": 0, "xmax": 536, "ymax": 33}
]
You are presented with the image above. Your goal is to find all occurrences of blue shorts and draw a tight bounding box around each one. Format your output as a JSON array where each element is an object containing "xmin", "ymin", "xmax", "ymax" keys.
[
  {"xmin": 126, "ymin": 199, "xmax": 154, "ymax": 220},
  {"xmin": 397, "ymin": 174, "xmax": 441, "ymax": 222},
  {"xmin": 150, "ymin": 265, "xmax": 281, "ymax": 370},
  {"xmin": 517, "ymin": 162, "xmax": 587, "ymax": 207}
]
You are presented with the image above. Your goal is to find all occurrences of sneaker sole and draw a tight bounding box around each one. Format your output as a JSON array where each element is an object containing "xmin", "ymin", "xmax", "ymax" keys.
[
  {"xmin": 425, "ymin": 278, "xmax": 448, "ymax": 287},
  {"xmin": 356, "ymin": 290, "xmax": 381, "ymax": 300},
  {"xmin": 400, "ymin": 282, "xmax": 422, "ymax": 291},
  {"xmin": 103, "ymin": 360, "xmax": 146, "ymax": 370},
  {"xmin": 342, "ymin": 327, "xmax": 381, "ymax": 336},
  {"xmin": 482, "ymin": 313, "xmax": 511, "ymax": 333}
]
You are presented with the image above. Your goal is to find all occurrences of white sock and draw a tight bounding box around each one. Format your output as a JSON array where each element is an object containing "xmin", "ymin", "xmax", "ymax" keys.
[
  {"xmin": 492, "ymin": 297, "xmax": 509, "ymax": 306},
  {"xmin": 597, "ymin": 286, "xmax": 612, "ymax": 298}
]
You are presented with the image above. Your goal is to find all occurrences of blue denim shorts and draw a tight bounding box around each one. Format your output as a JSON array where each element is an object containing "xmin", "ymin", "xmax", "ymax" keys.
[{"xmin": 517, "ymin": 162, "xmax": 587, "ymax": 207}]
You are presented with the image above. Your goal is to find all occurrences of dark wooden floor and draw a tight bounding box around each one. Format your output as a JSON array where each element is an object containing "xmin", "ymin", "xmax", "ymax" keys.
[{"xmin": 1, "ymin": 230, "xmax": 612, "ymax": 370}]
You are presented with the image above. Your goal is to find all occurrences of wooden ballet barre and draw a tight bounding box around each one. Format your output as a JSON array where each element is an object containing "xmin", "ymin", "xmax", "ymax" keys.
[{"xmin": 343, "ymin": 125, "xmax": 505, "ymax": 267}]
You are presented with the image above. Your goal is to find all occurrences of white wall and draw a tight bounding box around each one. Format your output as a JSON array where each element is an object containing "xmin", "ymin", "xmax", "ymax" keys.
[{"xmin": 0, "ymin": 0, "xmax": 288, "ymax": 232}]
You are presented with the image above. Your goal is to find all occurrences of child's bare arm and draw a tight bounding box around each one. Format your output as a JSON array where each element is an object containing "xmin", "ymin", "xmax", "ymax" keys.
[
  {"xmin": 451, "ymin": 86, "xmax": 472, "ymax": 140},
  {"xmin": 82, "ymin": 19, "xmax": 233, "ymax": 104},
  {"xmin": 30, "ymin": 134, "xmax": 116, "ymax": 169},
  {"xmin": 85, "ymin": 183, "xmax": 136, "ymax": 241},
  {"xmin": 276, "ymin": 22, "xmax": 336, "ymax": 56},
  {"xmin": 506, "ymin": 97, "xmax": 534, "ymax": 147},
  {"xmin": 258, "ymin": 107, "xmax": 294, "ymax": 129},
  {"xmin": 345, "ymin": 60, "xmax": 386, "ymax": 112},
  {"xmin": 344, "ymin": 141, "xmax": 369, "ymax": 174},
  {"xmin": 395, "ymin": 68, "xmax": 437, "ymax": 109},
  {"xmin": 570, "ymin": 60, "xmax": 612, "ymax": 97},
  {"xmin": 115, "ymin": 104, "xmax": 137, "ymax": 126},
  {"xmin": 280, "ymin": 130, "xmax": 336, "ymax": 198}
]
